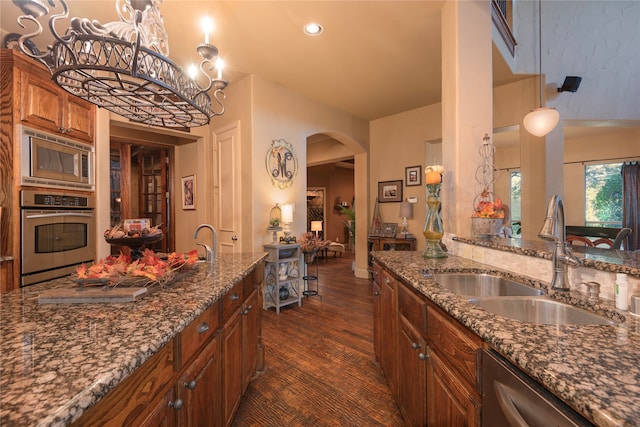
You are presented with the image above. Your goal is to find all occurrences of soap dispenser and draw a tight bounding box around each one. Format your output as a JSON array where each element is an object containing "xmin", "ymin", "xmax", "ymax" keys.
[{"xmin": 615, "ymin": 273, "xmax": 629, "ymax": 311}]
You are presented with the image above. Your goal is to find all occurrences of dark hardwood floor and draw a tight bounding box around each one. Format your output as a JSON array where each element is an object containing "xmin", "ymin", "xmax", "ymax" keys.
[{"xmin": 232, "ymin": 252, "xmax": 405, "ymax": 426}]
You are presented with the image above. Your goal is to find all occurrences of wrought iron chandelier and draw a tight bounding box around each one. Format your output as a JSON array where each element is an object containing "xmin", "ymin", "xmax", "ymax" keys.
[{"xmin": 9, "ymin": 0, "xmax": 228, "ymax": 128}]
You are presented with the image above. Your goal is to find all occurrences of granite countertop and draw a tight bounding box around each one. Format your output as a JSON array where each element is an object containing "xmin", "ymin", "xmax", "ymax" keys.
[
  {"xmin": 0, "ymin": 252, "xmax": 267, "ymax": 427},
  {"xmin": 454, "ymin": 236, "xmax": 640, "ymax": 276},
  {"xmin": 373, "ymin": 251, "xmax": 640, "ymax": 427}
]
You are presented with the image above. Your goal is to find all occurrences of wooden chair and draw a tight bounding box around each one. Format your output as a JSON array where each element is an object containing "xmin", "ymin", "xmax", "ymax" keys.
[
  {"xmin": 592, "ymin": 238, "xmax": 614, "ymax": 248},
  {"xmin": 613, "ymin": 228, "xmax": 632, "ymax": 250},
  {"xmin": 566, "ymin": 235, "xmax": 595, "ymax": 247}
]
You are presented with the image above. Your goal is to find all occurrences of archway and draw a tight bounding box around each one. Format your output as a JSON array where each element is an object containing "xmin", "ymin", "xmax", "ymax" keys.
[{"xmin": 306, "ymin": 132, "xmax": 369, "ymax": 279}]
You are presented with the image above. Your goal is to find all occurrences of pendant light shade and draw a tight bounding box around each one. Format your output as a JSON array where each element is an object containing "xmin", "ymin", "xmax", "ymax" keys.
[
  {"xmin": 524, "ymin": 0, "xmax": 559, "ymax": 138},
  {"xmin": 523, "ymin": 107, "xmax": 560, "ymax": 137}
]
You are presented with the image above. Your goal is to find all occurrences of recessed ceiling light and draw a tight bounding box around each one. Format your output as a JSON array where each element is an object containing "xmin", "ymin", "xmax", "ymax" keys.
[{"xmin": 304, "ymin": 23, "xmax": 323, "ymax": 36}]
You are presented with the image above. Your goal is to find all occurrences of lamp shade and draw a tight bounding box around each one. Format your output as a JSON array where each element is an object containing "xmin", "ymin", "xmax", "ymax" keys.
[
  {"xmin": 311, "ymin": 221, "xmax": 323, "ymax": 232},
  {"xmin": 281, "ymin": 204, "xmax": 294, "ymax": 224},
  {"xmin": 399, "ymin": 201, "xmax": 413, "ymax": 219},
  {"xmin": 523, "ymin": 107, "xmax": 560, "ymax": 137}
]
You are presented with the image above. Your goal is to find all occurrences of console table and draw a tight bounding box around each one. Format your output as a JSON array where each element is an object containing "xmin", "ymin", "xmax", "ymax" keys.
[{"xmin": 367, "ymin": 236, "xmax": 417, "ymax": 268}]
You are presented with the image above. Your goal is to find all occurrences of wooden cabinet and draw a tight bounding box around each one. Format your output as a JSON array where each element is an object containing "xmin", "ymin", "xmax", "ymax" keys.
[
  {"xmin": 19, "ymin": 67, "xmax": 95, "ymax": 143},
  {"xmin": 379, "ymin": 267, "xmax": 398, "ymax": 398},
  {"xmin": 73, "ymin": 340, "xmax": 176, "ymax": 426},
  {"xmin": 398, "ymin": 314, "xmax": 427, "ymax": 426},
  {"xmin": 425, "ymin": 302, "xmax": 482, "ymax": 427},
  {"xmin": 176, "ymin": 336, "xmax": 221, "ymax": 427},
  {"xmin": 175, "ymin": 302, "xmax": 221, "ymax": 427},
  {"xmin": 1, "ymin": 49, "xmax": 96, "ymax": 292},
  {"xmin": 72, "ymin": 263, "xmax": 263, "ymax": 427},
  {"xmin": 372, "ymin": 264, "xmax": 383, "ymax": 362},
  {"xmin": 222, "ymin": 306, "xmax": 244, "ymax": 427},
  {"xmin": 242, "ymin": 287, "xmax": 260, "ymax": 392},
  {"xmin": 222, "ymin": 269, "xmax": 263, "ymax": 426},
  {"xmin": 372, "ymin": 261, "xmax": 483, "ymax": 427},
  {"xmin": 427, "ymin": 348, "xmax": 480, "ymax": 427},
  {"xmin": 397, "ymin": 281, "xmax": 428, "ymax": 427},
  {"xmin": 263, "ymin": 243, "xmax": 302, "ymax": 314},
  {"xmin": 136, "ymin": 387, "xmax": 177, "ymax": 427}
]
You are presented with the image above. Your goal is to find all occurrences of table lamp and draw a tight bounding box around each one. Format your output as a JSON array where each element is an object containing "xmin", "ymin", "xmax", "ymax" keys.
[
  {"xmin": 311, "ymin": 221, "xmax": 323, "ymax": 238},
  {"xmin": 280, "ymin": 204, "xmax": 295, "ymax": 243},
  {"xmin": 399, "ymin": 201, "xmax": 413, "ymax": 237}
]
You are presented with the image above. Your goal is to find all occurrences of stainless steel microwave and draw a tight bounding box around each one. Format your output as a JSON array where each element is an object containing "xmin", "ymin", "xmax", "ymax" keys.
[{"xmin": 20, "ymin": 126, "xmax": 94, "ymax": 190}]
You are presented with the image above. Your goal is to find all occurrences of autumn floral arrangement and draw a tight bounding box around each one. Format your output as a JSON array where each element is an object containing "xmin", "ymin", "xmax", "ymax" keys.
[
  {"xmin": 299, "ymin": 232, "xmax": 331, "ymax": 253},
  {"xmin": 472, "ymin": 189, "xmax": 504, "ymax": 219},
  {"xmin": 75, "ymin": 249, "xmax": 199, "ymax": 288}
]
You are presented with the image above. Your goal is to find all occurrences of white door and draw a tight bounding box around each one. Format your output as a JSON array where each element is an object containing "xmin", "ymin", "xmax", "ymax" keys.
[{"xmin": 216, "ymin": 122, "xmax": 241, "ymax": 253}]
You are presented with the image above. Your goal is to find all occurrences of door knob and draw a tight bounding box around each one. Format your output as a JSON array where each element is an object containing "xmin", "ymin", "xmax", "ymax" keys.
[{"xmin": 231, "ymin": 235, "xmax": 238, "ymax": 241}]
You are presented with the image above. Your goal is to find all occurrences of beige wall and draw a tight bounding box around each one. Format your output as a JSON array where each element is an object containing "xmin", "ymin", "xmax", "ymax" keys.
[
  {"xmin": 211, "ymin": 74, "xmax": 370, "ymax": 275},
  {"xmin": 308, "ymin": 164, "xmax": 355, "ymax": 245},
  {"xmin": 370, "ymin": 104, "xmax": 441, "ymax": 252}
]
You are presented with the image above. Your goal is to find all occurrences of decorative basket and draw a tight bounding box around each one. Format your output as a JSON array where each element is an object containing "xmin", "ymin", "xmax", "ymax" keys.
[{"xmin": 472, "ymin": 217, "xmax": 503, "ymax": 237}]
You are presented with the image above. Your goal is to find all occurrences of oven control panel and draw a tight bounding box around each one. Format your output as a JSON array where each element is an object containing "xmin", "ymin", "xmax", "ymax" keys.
[{"xmin": 21, "ymin": 190, "xmax": 95, "ymax": 209}]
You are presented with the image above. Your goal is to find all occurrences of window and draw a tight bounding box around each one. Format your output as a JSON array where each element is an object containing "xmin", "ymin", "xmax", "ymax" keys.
[
  {"xmin": 509, "ymin": 171, "xmax": 521, "ymax": 236},
  {"xmin": 585, "ymin": 163, "xmax": 622, "ymax": 227}
]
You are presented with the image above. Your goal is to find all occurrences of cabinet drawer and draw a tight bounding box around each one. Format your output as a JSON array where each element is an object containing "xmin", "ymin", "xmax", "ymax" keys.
[
  {"xmin": 179, "ymin": 302, "xmax": 219, "ymax": 368},
  {"xmin": 243, "ymin": 265, "xmax": 262, "ymax": 296},
  {"xmin": 372, "ymin": 262, "xmax": 383, "ymax": 285},
  {"xmin": 398, "ymin": 283, "xmax": 427, "ymax": 337},
  {"xmin": 427, "ymin": 303, "xmax": 483, "ymax": 392},
  {"xmin": 222, "ymin": 280, "xmax": 244, "ymax": 323}
]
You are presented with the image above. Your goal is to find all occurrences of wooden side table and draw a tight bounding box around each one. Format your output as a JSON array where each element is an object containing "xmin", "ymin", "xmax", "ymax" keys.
[{"xmin": 367, "ymin": 236, "xmax": 417, "ymax": 268}]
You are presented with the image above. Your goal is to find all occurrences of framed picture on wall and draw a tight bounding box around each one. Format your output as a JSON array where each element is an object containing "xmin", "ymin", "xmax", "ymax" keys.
[
  {"xmin": 405, "ymin": 165, "xmax": 422, "ymax": 186},
  {"xmin": 181, "ymin": 175, "xmax": 195, "ymax": 209},
  {"xmin": 378, "ymin": 180, "xmax": 403, "ymax": 203}
]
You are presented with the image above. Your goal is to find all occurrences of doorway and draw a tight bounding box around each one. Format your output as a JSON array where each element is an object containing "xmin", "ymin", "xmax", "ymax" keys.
[{"xmin": 110, "ymin": 140, "xmax": 174, "ymax": 254}]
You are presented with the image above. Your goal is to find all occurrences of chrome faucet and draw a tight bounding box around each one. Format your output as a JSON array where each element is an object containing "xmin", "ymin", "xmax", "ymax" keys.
[
  {"xmin": 193, "ymin": 224, "xmax": 218, "ymax": 263},
  {"xmin": 538, "ymin": 195, "xmax": 581, "ymax": 291}
]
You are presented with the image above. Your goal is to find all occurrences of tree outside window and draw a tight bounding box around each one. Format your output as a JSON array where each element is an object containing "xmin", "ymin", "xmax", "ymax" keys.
[
  {"xmin": 509, "ymin": 171, "xmax": 521, "ymax": 236},
  {"xmin": 585, "ymin": 163, "xmax": 622, "ymax": 227}
]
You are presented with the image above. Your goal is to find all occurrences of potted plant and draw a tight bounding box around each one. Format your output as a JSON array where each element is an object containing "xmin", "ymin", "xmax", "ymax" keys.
[{"xmin": 340, "ymin": 206, "xmax": 356, "ymax": 239}]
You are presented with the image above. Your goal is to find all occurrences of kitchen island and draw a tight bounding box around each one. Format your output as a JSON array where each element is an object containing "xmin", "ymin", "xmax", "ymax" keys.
[
  {"xmin": 0, "ymin": 252, "xmax": 266, "ymax": 426},
  {"xmin": 372, "ymin": 250, "xmax": 640, "ymax": 427}
]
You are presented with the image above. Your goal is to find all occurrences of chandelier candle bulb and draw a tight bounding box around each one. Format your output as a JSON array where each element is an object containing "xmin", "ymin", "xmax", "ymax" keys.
[{"xmin": 202, "ymin": 17, "xmax": 213, "ymax": 44}]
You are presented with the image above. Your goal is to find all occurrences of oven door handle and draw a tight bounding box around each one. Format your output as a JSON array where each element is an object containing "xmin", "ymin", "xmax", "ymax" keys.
[{"xmin": 25, "ymin": 212, "xmax": 94, "ymax": 219}]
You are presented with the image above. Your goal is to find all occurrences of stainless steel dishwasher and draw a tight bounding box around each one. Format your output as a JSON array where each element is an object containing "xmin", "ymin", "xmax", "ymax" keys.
[{"xmin": 482, "ymin": 349, "xmax": 594, "ymax": 427}]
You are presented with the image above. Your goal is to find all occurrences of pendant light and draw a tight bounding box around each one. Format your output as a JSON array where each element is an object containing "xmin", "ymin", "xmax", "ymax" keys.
[{"xmin": 523, "ymin": 0, "xmax": 559, "ymax": 137}]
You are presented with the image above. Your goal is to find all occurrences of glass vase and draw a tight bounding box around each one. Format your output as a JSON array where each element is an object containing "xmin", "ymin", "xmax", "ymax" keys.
[{"xmin": 422, "ymin": 183, "xmax": 447, "ymax": 258}]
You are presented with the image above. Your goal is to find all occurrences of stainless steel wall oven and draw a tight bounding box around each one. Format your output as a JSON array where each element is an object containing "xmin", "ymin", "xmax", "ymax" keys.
[{"xmin": 21, "ymin": 190, "xmax": 96, "ymax": 286}]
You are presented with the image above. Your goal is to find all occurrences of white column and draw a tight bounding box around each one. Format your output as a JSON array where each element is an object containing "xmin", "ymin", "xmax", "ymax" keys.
[{"xmin": 441, "ymin": 0, "xmax": 494, "ymax": 236}]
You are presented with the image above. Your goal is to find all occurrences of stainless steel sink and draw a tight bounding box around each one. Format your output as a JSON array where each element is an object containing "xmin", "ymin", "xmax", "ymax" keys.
[
  {"xmin": 468, "ymin": 296, "xmax": 617, "ymax": 325},
  {"xmin": 432, "ymin": 273, "xmax": 544, "ymax": 297}
]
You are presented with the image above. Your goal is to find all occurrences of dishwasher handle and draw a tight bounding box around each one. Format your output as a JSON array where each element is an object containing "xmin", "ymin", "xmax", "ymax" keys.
[{"xmin": 494, "ymin": 381, "xmax": 529, "ymax": 427}]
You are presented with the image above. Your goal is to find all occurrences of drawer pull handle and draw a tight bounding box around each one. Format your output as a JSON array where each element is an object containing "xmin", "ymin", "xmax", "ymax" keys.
[
  {"xmin": 169, "ymin": 399, "xmax": 183, "ymax": 410},
  {"xmin": 230, "ymin": 293, "xmax": 240, "ymax": 301},
  {"xmin": 411, "ymin": 342, "xmax": 421, "ymax": 350},
  {"xmin": 246, "ymin": 305, "xmax": 253, "ymax": 311},
  {"xmin": 384, "ymin": 277, "xmax": 390, "ymax": 284},
  {"xmin": 374, "ymin": 291, "xmax": 380, "ymax": 296},
  {"xmin": 197, "ymin": 322, "xmax": 210, "ymax": 334},
  {"xmin": 418, "ymin": 352, "xmax": 428, "ymax": 361},
  {"xmin": 184, "ymin": 380, "xmax": 197, "ymax": 390}
]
